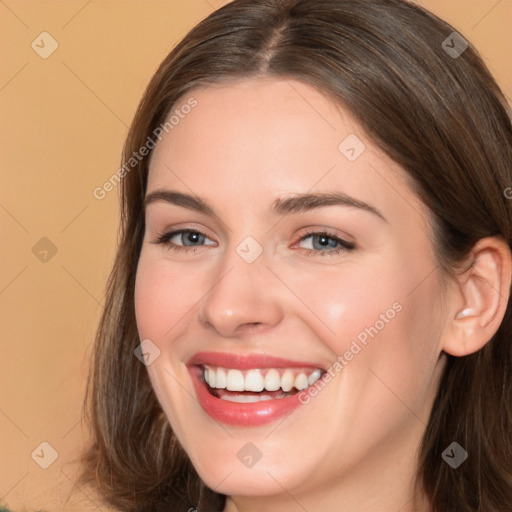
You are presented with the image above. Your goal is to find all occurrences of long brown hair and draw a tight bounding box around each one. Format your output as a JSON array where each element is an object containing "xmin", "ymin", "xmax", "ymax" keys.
[{"xmin": 78, "ymin": 1, "xmax": 512, "ymax": 510}]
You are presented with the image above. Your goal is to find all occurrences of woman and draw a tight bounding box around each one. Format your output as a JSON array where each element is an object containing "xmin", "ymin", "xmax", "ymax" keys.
[{"xmin": 78, "ymin": 0, "xmax": 512, "ymax": 511}]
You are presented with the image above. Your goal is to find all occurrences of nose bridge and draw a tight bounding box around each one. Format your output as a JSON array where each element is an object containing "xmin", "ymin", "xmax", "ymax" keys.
[{"xmin": 198, "ymin": 236, "xmax": 283, "ymax": 337}]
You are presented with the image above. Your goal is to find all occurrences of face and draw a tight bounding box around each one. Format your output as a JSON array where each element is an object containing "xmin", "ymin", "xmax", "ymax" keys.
[{"xmin": 134, "ymin": 78, "xmax": 449, "ymax": 506}]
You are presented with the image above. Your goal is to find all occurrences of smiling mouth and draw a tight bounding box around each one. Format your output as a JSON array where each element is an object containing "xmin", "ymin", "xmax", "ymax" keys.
[{"xmin": 199, "ymin": 365, "xmax": 325, "ymax": 403}]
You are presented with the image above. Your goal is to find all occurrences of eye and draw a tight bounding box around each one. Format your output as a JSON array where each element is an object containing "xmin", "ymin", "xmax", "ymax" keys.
[
  {"xmin": 153, "ymin": 229, "xmax": 215, "ymax": 253},
  {"xmin": 296, "ymin": 231, "xmax": 355, "ymax": 257},
  {"xmin": 152, "ymin": 228, "xmax": 355, "ymax": 257}
]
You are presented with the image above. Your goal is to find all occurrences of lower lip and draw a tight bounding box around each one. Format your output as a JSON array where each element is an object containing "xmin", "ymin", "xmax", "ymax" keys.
[{"xmin": 189, "ymin": 367, "xmax": 305, "ymax": 426}]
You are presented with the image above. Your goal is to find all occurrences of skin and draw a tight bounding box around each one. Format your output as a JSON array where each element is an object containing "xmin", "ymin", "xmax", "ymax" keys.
[{"xmin": 134, "ymin": 78, "xmax": 510, "ymax": 512}]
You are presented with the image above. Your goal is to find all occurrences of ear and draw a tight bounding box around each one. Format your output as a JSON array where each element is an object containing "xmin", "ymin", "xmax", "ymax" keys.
[{"xmin": 443, "ymin": 236, "xmax": 511, "ymax": 357}]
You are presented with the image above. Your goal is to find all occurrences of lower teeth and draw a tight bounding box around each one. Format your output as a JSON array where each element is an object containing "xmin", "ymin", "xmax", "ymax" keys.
[
  {"xmin": 220, "ymin": 394, "xmax": 276, "ymax": 403},
  {"xmin": 209, "ymin": 386, "xmax": 294, "ymax": 403}
]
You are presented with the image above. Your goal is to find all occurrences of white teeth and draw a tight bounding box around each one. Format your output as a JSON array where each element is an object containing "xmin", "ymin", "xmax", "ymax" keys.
[
  {"xmin": 294, "ymin": 373, "xmax": 309, "ymax": 390},
  {"xmin": 208, "ymin": 368, "xmax": 216, "ymax": 388},
  {"xmin": 308, "ymin": 369, "xmax": 322, "ymax": 385},
  {"xmin": 203, "ymin": 365, "xmax": 323, "ymax": 393},
  {"xmin": 220, "ymin": 394, "xmax": 275, "ymax": 403},
  {"xmin": 226, "ymin": 369, "xmax": 245, "ymax": 391},
  {"xmin": 264, "ymin": 369, "xmax": 281, "ymax": 391},
  {"xmin": 216, "ymin": 367, "xmax": 227, "ymax": 389},
  {"xmin": 244, "ymin": 370, "xmax": 265, "ymax": 392},
  {"xmin": 281, "ymin": 370, "xmax": 295, "ymax": 392}
]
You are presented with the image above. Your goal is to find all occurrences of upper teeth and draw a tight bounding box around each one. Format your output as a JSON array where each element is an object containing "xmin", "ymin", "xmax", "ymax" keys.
[{"xmin": 203, "ymin": 366, "xmax": 322, "ymax": 392}]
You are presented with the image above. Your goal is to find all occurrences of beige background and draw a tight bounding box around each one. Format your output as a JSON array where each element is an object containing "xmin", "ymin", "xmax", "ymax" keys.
[{"xmin": 1, "ymin": 0, "xmax": 510, "ymax": 510}]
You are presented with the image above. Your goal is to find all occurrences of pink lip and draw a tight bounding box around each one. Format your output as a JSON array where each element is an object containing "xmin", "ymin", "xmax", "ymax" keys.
[
  {"xmin": 187, "ymin": 352, "xmax": 322, "ymax": 426},
  {"xmin": 187, "ymin": 351, "xmax": 323, "ymax": 370}
]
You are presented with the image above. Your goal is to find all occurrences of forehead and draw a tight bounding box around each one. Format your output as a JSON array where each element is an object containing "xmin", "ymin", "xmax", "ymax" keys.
[
  {"xmin": 149, "ymin": 78, "xmax": 348, "ymax": 181},
  {"xmin": 147, "ymin": 77, "xmax": 426, "ymax": 226}
]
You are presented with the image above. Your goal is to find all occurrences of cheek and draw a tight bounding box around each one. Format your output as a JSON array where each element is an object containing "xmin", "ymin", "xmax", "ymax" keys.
[
  {"xmin": 289, "ymin": 257, "xmax": 443, "ymax": 407},
  {"xmin": 134, "ymin": 254, "xmax": 198, "ymax": 437},
  {"xmin": 134, "ymin": 254, "xmax": 196, "ymax": 340},
  {"xmin": 280, "ymin": 258, "xmax": 402, "ymax": 349},
  {"xmin": 134, "ymin": 260, "xmax": 165, "ymax": 340}
]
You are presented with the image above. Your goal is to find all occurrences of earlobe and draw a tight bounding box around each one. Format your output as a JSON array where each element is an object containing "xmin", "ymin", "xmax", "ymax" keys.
[{"xmin": 443, "ymin": 237, "xmax": 511, "ymax": 357}]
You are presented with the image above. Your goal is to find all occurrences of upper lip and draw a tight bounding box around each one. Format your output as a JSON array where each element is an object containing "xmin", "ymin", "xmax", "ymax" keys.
[{"xmin": 187, "ymin": 351, "xmax": 326, "ymax": 370}]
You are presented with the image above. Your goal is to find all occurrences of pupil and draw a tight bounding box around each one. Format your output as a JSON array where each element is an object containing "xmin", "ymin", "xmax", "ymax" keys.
[
  {"xmin": 314, "ymin": 235, "xmax": 335, "ymax": 250},
  {"xmin": 185, "ymin": 232, "xmax": 202, "ymax": 245}
]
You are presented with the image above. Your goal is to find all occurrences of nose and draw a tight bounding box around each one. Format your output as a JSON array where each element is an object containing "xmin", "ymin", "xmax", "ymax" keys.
[{"xmin": 197, "ymin": 247, "xmax": 284, "ymax": 339}]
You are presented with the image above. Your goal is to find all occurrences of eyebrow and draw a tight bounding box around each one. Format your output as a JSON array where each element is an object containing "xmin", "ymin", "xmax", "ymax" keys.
[{"xmin": 144, "ymin": 189, "xmax": 387, "ymax": 222}]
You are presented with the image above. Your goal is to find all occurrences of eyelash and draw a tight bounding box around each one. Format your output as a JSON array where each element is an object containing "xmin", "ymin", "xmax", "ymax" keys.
[{"xmin": 153, "ymin": 228, "xmax": 355, "ymax": 257}]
